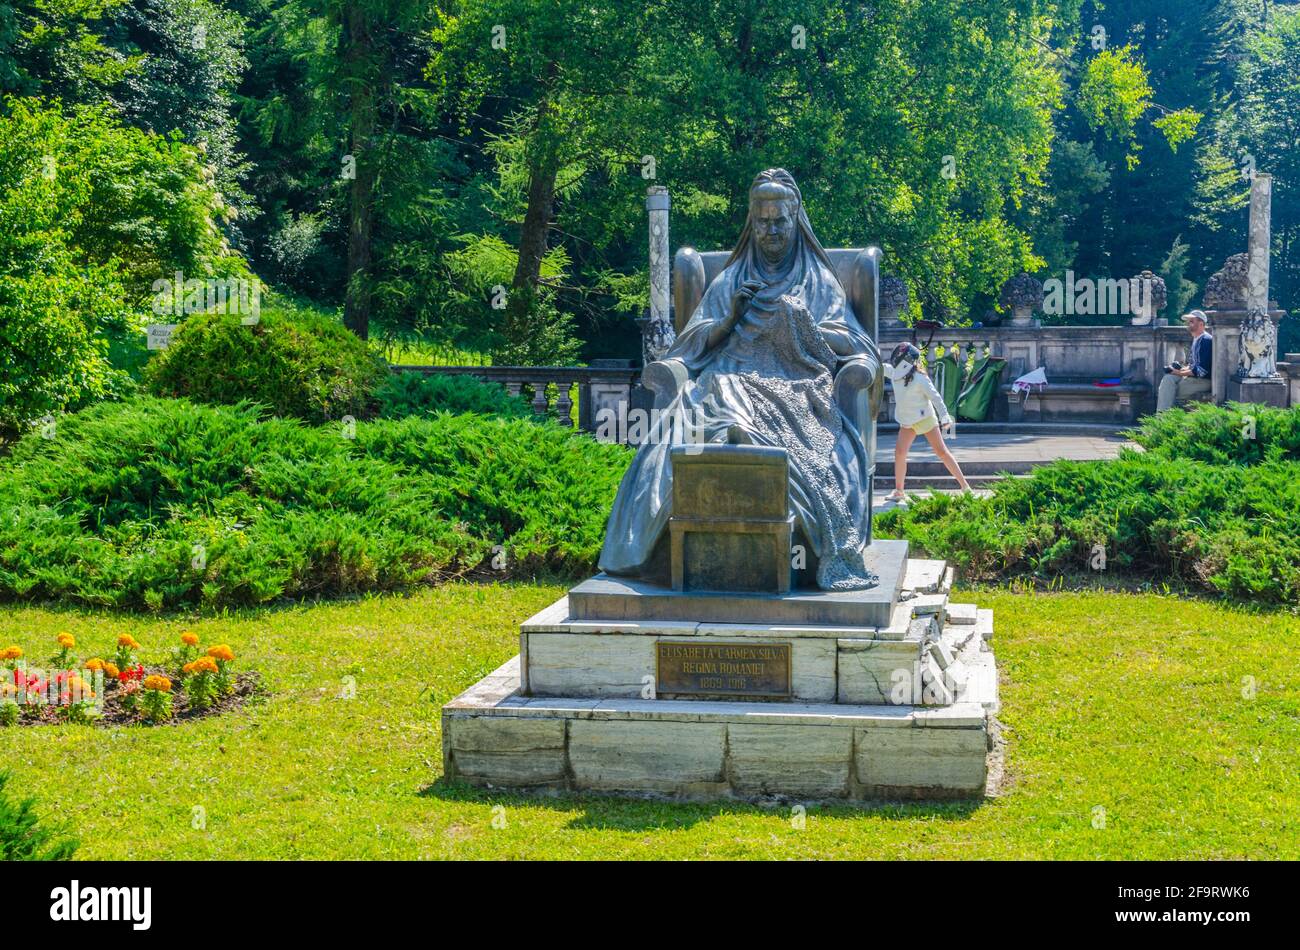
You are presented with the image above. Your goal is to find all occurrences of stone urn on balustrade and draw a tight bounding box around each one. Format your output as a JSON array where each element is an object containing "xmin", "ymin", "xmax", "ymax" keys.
[
  {"xmin": 999, "ymin": 272, "xmax": 1044, "ymax": 327},
  {"xmin": 878, "ymin": 275, "xmax": 909, "ymax": 330},
  {"xmin": 1128, "ymin": 270, "xmax": 1167, "ymax": 326}
]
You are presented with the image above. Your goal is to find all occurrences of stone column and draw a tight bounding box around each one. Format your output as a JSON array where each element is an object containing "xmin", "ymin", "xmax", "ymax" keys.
[
  {"xmin": 642, "ymin": 186, "xmax": 675, "ymax": 363},
  {"xmin": 1248, "ymin": 174, "xmax": 1271, "ymax": 312},
  {"xmin": 1227, "ymin": 173, "xmax": 1288, "ymax": 405}
]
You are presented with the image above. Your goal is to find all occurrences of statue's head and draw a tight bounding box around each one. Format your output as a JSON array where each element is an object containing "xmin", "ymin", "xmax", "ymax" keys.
[{"xmin": 748, "ymin": 169, "xmax": 800, "ymax": 264}]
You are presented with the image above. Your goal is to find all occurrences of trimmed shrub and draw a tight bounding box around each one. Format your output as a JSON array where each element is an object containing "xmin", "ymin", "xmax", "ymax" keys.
[
  {"xmin": 0, "ymin": 396, "xmax": 630, "ymax": 609},
  {"xmin": 374, "ymin": 371, "xmax": 530, "ymax": 420},
  {"xmin": 145, "ymin": 302, "xmax": 387, "ymax": 423},
  {"xmin": 877, "ymin": 449, "xmax": 1300, "ymax": 605},
  {"xmin": 1129, "ymin": 402, "xmax": 1300, "ymax": 465}
]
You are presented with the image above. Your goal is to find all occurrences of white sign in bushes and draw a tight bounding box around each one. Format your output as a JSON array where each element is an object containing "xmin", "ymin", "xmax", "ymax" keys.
[{"xmin": 146, "ymin": 324, "xmax": 178, "ymax": 350}]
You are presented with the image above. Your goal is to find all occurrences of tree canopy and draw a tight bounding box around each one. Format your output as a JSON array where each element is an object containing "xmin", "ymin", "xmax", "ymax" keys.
[{"xmin": 1, "ymin": 0, "xmax": 1296, "ymax": 385}]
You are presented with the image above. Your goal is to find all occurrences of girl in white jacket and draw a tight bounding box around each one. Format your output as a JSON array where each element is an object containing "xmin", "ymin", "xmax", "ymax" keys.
[{"xmin": 884, "ymin": 343, "xmax": 971, "ymax": 500}]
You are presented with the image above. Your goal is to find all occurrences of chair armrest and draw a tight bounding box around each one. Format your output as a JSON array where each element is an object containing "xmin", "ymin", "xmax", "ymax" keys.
[
  {"xmin": 832, "ymin": 356, "xmax": 873, "ymax": 400},
  {"xmin": 642, "ymin": 358, "xmax": 690, "ymax": 410},
  {"xmin": 834, "ymin": 355, "xmax": 883, "ymax": 452},
  {"xmin": 834, "ymin": 354, "xmax": 884, "ymax": 542}
]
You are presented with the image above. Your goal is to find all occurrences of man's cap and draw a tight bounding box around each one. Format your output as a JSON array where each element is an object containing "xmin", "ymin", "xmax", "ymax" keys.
[{"xmin": 1183, "ymin": 309, "xmax": 1208, "ymax": 324}]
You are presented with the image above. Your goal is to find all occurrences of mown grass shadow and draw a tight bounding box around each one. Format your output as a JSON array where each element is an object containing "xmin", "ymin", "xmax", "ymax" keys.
[{"xmin": 419, "ymin": 778, "xmax": 985, "ymax": 832}]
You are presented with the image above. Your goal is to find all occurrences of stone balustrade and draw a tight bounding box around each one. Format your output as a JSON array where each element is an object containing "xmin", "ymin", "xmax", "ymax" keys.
[
  {"xmin": 397, "ymin": 319, "xmax": 1285, "ymax": 440},
  {"xmin": 391, "ymin": 364, "xmax": 640, "ymax": 432},
  {"xmin": 877, "ymin": 322, "xmax": 1203, "ymax": 422}
]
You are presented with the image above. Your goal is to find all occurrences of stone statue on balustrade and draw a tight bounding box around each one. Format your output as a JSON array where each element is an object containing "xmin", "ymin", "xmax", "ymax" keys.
[{"xmin": 598, "ymin": 168, "xmax": 885, "ymax": 592}]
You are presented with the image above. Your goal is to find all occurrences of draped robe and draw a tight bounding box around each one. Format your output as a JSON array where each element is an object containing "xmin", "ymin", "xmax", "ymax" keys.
[{"xmin": 598, "ymin": 221, "xmax": 880, "ymax": 591}]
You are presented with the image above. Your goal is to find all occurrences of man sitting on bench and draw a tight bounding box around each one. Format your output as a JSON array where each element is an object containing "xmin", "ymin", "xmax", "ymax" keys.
[{"xmin": 1157, "ymin": 310, "xmax": 1213, "ymax": 412}]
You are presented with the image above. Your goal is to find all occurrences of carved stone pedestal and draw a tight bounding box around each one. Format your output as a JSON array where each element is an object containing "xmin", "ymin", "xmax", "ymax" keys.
[
  {"xmin": 1204, "ymin": 308, "xmax": 1289, "ymax": 406},
  {"xmin": 442, "ymin": 550, "xmax": 1000, "ymax": 802},
  {"xmin": 1227, "ymin": 376, "xmax": 1288, "ymax": 407}
]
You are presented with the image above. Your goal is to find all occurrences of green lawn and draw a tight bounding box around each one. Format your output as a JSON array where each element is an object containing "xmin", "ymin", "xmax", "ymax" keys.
[{"xmin": 2, "ymin": 583, "xmax": 1297, "ymax": 859}]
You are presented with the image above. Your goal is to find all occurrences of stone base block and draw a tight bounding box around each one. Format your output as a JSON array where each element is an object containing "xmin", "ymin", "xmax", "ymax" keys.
[
  {"xmin": 1227, "ymin": 376, "xmax": 1289, "ymax": 407},
  {"xmin": 442, "ymin": 657, "xmax": 994, "ymax": 801},
  {"xmin": 568, "ymin": 539, "xmax": 909, "ymax": 628}
]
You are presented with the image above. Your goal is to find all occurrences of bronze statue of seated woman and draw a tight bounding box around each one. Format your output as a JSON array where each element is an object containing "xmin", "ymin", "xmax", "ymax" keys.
[{"xmin": 599, "ymin": 168, "xmax": 884, "ymax": 591}]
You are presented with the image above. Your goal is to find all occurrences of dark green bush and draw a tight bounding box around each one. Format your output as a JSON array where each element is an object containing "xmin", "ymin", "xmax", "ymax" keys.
[
  {"xmin": 0, "ymin": 771, "xmax": 78, "ymax": 860},
  {"xmin": 374, "ymin": 371, "xmax": 530, "ymax": 420},
  {"xmin": 1128, "ymin": 402, "xmax": 1300, "ymax": 465},
  {"xmin": 0, "ymin": 396, "xmax": 631, "ymax": 610},
  {"xmin": 144, "ymin": 302, "xmax": 388, "ymax": 424},
  {"xmin": 877, "ymin": 449, "xmax": 1300, "ymax": 605}
]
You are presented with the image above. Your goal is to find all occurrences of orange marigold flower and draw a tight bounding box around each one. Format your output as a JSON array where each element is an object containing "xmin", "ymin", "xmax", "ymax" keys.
[
  {"xmin": 181, "ymin": 632, "xmax": 199, "ymax": 646},
  {"xmin": 57, "ymin": 633, "xmax": 75, "ymax": 648},
  {"xmin": 206, "ymin": 644, "xmax": 235, "ymax": 662},
  {"xmin": 104, "ymin": 663, "xmax": 120, "ymax": 679},
  {"xmin": 0, "ymin": 645, "xmax": 21, "ymax": 660},
  {"xmin": 142, "ymin": 674, "xmax": 172, "ymax": 693},
  {"xmin": 184, "ymin": 656, "xmax": 219, "ymax": 676},
  {"xmin": 118, "ymin": 634, "xmax": 140, "ymax": 650},
  {"xmin": 85, "ymin": 658, "xmax": 105, "ymax": 672}
]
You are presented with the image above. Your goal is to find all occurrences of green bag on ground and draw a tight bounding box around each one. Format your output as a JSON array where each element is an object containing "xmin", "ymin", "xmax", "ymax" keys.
[
  {"xmin": 956, "ymin": 356, "xmax": 1007, "ymax": 422},
  {"xmin": 931, "ymin": 353, "xmax": 964, "ymax": 413}
]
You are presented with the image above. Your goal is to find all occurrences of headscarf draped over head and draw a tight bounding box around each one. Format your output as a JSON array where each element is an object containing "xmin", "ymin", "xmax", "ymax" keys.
[
  {"xmin": 724, "ymin": 168, "xmax": 837, "ymax": 274},
  {"xmin": 666, "ymin": 167, "xmax": 874, "ymax": 372}
]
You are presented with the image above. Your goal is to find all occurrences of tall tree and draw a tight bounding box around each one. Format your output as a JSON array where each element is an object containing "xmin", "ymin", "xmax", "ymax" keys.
[
  {"xmin": 428, "ymin": 0, "xmax": 651, "ymax": 361},
  {"xmin": 242, "ymin": 0, "xmax": 438, "ymax": 340},
  {"xmin": 1052, "ymin": 0, "xmax": 1238, "ymax": 307},
  {"xmin": 104, "ymin": 0, "xmax": 252, "ymax": 224},
  {"xmin": 0, "ymin": 0, "xmax": 134, "ymax": 101}
]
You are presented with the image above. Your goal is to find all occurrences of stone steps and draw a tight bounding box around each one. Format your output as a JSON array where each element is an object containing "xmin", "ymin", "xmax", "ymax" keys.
[{"xmin": 875, "ymin": 474, "xmax": 1010, "ymax": 491}]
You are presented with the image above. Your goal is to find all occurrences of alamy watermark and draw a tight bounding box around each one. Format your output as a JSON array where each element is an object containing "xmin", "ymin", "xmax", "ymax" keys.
[
  {"xmin": 151, "ymin": 272, "xmax": 262, "ymax": 324},
  {"xmin": 593, "ymin": 404, "xmax": 707, "ymax": 453},
  {"xmin": 1042, "ymin": 271, "xmax": 1160, "ymax": 318}
]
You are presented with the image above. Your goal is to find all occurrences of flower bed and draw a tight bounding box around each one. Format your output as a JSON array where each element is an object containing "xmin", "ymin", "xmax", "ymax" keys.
[{"xmin": 0, "ymin": 632, "xmax": 259, "ymax": 727}]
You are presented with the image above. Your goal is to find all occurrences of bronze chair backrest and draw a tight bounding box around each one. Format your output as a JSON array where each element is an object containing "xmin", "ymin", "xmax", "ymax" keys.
[{"xmin": 672, "ymin": 246, "xmax": 882, "ymax": 339}]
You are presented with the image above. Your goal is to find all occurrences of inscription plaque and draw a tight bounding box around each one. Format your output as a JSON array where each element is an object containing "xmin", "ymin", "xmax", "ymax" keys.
[{"xmin": 655, "ymin": 640, "xmax": 791, "ymax": 698}]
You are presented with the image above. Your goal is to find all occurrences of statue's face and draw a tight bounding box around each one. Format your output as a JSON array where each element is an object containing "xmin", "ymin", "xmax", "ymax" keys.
[{"xmin": 752, "ymin": 199, "xmax": 796, "ymax": 261}]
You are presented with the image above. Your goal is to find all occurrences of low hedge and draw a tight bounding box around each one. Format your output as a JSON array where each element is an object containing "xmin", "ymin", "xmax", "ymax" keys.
[
  {"xmin": 374, "ymin": 371, "xmax": 530, "ymax": 420},
  {"xmin": 0, "ymin": 396, "xmax": 631, "ymax": 610},
  {"xmin": 877, "ymin": 446, "xmax": 1300, "ymax": 605},
  {"xmin": 0, "ymin": 771, "xmax": 78, "ymax": 860},
  {"xmin": 1128, "ymin": 401, "xmax": 1300, "ymax": 465}
]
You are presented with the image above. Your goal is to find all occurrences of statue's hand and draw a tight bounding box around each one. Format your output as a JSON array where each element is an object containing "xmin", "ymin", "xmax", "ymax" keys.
[{"xmin": 729, "ymin": 280, "xmax": 766, "ymax": 327}]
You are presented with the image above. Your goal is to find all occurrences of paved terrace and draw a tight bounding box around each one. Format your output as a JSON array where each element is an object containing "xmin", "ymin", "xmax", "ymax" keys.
[{"xmin": 873, "ymin": 422, "xmax": 1133, "ymax": 492}]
